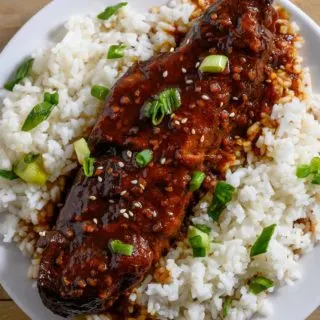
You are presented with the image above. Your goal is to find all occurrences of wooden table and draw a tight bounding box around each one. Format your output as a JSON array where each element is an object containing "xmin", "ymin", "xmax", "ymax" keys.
[{"xmin": 0, "ymin": 0, "xmax": 320, "ymax": 319}]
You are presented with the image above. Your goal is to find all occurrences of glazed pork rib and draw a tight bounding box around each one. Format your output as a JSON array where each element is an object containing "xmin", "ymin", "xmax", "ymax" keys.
[{"xmin": 38, "ymin": 0, "xmax": 278, "ymax": 317}]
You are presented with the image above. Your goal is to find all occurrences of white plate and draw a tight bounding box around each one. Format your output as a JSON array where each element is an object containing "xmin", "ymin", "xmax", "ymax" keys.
[{"xmin": 0, "ymin": 0, "xmax": 319, "ymax": 319}]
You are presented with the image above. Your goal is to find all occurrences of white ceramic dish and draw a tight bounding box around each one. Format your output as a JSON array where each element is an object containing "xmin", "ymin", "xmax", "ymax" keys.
[{"xmin": 0, "ymin": 0, "xmax": 319, "ymax": 319}]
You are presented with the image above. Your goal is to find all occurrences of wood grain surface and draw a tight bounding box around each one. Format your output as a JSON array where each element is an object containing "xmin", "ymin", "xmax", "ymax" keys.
[{"xmin": 0, "ymin": 0, "xmax": 319, "ymax": 319}]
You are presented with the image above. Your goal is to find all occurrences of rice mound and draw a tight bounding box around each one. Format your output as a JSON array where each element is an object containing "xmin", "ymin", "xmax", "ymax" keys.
[{"xmin": 0, "ymin": 1, "xmax": 319, "ymax": 320}]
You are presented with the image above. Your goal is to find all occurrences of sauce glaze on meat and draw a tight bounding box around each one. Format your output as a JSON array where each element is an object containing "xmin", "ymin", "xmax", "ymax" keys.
[{"xmin": 37, "ymin": 0, "xmax": 295, "ymax": 317}]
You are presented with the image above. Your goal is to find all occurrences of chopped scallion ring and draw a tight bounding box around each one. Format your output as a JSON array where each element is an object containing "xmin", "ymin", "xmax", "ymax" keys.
[
  {"xmin": 312, "ymin": 173, "xmax": 320, "ymax": 185},
  {"xmin": 4, "ymin": 58, "xmax": 34, "ymax": 91},
  {"xmin": 13, "ymin": 154, "xmax": 47, "ymax": 186},
  {"xmin": 250, "ymin": 224, "xmax": 276, "ymax": 257},
  {"xmin": 74, "ymin": 138, "xmax": 91, "ymax": 165},
  {"xmin": 91, "ymin": 85, "xmax": 110, "ymax": 101},
  {"xmin": 222, "ymin": 297, "xmax": 232, "ymax": 318},
  {"xmin": 310, "ymin": 157, "xmax": 320, "ymax": 174},
  {"xmin": 188, "ymin": 226, "xmax": 210, "ymax": 258},
  {"xmin": 194, "ymin": 224, "xmax": 211, "ymax": 234},
  {"xmin": 199, "ymin": 55, "xmax": 228, "ymax": 73},
  {"xmin": 143, "ymin": 88, "xmax": 181, "ymax": 126},
  {"xmin": 248, "ymin": 276, "xmax": 274, "ymax": 295},
  {"xmin": 136, "ymin": 149, "xmax": 153, "ymax": 168},
  {"xmin": 190, "ymin": 171, "xmax": 205, "ymax": 191},
  {"xmin": 83, "ymin": 156, "xmax": 95, "ymax": 177},
  {"xmin": 296, "ymin": 164, "xmax": 311, "ymax": 178},
  {"xmin": 110, "ymin": 239, "xmax": 134, "ymax": 256},
  {"xmin": 97, "ymin": 2, "xmax": 127, "ymax": 20},
  {"xmin": 107, "ymin": 44, "xmax": 126, "ymax": 59}
]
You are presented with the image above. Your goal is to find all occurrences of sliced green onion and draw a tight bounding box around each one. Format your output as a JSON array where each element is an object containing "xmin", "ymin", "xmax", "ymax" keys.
[
  {"xmin": 199, "ymin": 55, "xmax": 228, "ymax": 73},
  {"xmin": 74, "ymin": 138, "xmax": 91, "ymax": 165},
  {"xmin": 296, "ymin": 164, "xmax": 311, "ymax": 178},
  {"xmin": 194, "ymin": 224, "xmax": 211, "ymax": 234},
  {"xmin": 215, "ymin": 181, "xmax": 235, "ymax": 203},
  {"xmin": 97, "ymin": 2, "xmax": 127, "ymax": 20},
  {"xmin": 44, "ymin": 92, "xmax": 59, "ymax": 106},
  {"xmin": 188, "ymin": 226, "xmax": 210, "ymax": 258},
  {"xmin": 136, "ymin": 149, "xmax": 153, "ymax": 168},
  {"xmin": 24, "ymin": 153, "xmax": 40, "ymax": 164},
  {"xmin": 144, "ymin": 88, "xmax": 181, "ymax": 126},
  {"xmin": 310, "ymin": 157, "xmax": 320, "ymax": 174},
  {"xmin": 4, "ymin": 58, "xmax": 34, "ymax": 91},
  {"xmin": 190, "ymin": 171, "xmax": 205, "ymax": 191},
  {"xmin": 110, "ymin": 239, "xmax": 134, "ymax": 256},
  {"xmin": 312, "ymin": 173, "xmax": 320, "ymax": 185},
  {"xmin": 0, "ymin": 169, "xmax": 18, "ymax": 181},
  {"xmin": 222, "ymin": 297, "xmax": 232, "ymax": 318},
  {"xmin": 107, "ymin": 44, "xmax": 126, "ymax": 59},
  {"xmin": 250, "ymin": 224, "xmax": 276, "ymax": 257},
  {"xmin": 83, "ymin": 156, "xmax": 95, "ymax": 177},
  {"xmin": 248, "ymin": 276, "xmax": 274, "ymax": 295},
  {"xmin": 91, "ymin": 85, "xmax": 110, "ymax": 101},
  {"xmin": 14, "ymin": 155, "xmax": 47, "ymax": 186},
  {"xmin": 208, "ymin": 181, "xmax": 235, "ymax": 222}
]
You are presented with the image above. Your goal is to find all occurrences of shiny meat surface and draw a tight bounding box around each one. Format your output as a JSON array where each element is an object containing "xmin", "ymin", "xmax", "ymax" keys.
[{"xmin": 38, "ymin": 0, "xmax": 280, "ymax": 317}]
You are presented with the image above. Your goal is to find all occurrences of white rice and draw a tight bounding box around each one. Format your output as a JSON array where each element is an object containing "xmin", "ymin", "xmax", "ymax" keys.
[{"xmin": 0, "ymin": 1, "xmax": 319, "ymax": 320}]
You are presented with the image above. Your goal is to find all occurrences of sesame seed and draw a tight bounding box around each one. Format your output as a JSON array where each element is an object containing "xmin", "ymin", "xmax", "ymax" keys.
[
  {"xmin": 123, "ymin": 213, "xmax": 129, "ymax": 219},
  {"xmin": 127, "ymin": 150, "xmax": 132, "ymax": 158},
  {"xmin": 93, "ymin": 218, "xmax": 98, "ymax": 224},
  {"xmin": 97, "ymin": 176, "xmax": 103, "ymax": 183},
  {"xmin": 186, "ymin": 39, "xmax": 190, "ymax": 45},
  {"xmin": 133, "ymin": 201, "xmax": 142, "ymax": 208},
  {"xmin": 120, "ymin": 190, "xmax": 127, "ymax": 196},
  {"xmin": 202, "ymin": 95, "xmax": 210, "ymax": 101},
  {"xmin": 174, "ymin": 120, "xmax": 180, "ymax": 125},
  {"xmin": 120, "ymin": 209, "xmax": 126, "ymax": 214},
  {"xmin": 89, "ymin": 196, "xmax": 97, "ymax": 201},
  {"xmin": 168, "ymin": 212, "xmax": 174, "ymax": 216},
  {"xmin": 186, "ymin": 79, "xmax": 193, "ymax": 84},
  {"xmin": 131, "ymin": 180, "xmax": 138, "ymax": 185},
  {"xmin": 140, "ymin": 184, "xmax": 145, "ymax": 190},
  {"xmin": 109, "ymin": 199, "xmax": 115, "ymax": 204},
  {"xmin": 191, "ymin": 128, "xmax": 196, "ymax": 135},
  {"xmin": 163, "ymin": 70, "xmax": 168, "ymax": 78},
  {"xmin": 195, "ymin": 62, "xmax": 200, "ymax": 68},
  {"xmin": 160, "ymin": 157, "xmax": 166, "ymax": 165},
  {"xmin": 232, "ymin": 97, "xmax": 239, "ymax": 101},
  {"xmin": 128, "ymin": 211, "xmax": 134, "ymax": 217},
  {"xmin": 170, "ymin": 47, "xmax": 175, "ymax": 52},
  {"xmin": 118, "ymin": 162, "xmax": 125, "ymax": 168},
  {"xmin": 181, "ymin": 118, "xmax": 188, "ymax": 124},
  {"xmin": 229, "ymin": 112, "xmax": 235, "ymax": 118},
  {"xmin": 97, "ymin": 166, "xmax": 104, "ymax": 170},
  {"xmin": 200, "ymin": 135, "xmax": 205, "ymax": 143},
  {"xmin": 170, "ymin": 113, "xmax": 176, "ymax": 119},
  {"xmin": 182, "ymin": 68, "xmax": 187, "ymax": 73},
  {"xmin": 220, "ymin": 102, "xmax": 224, "ymax": 107},
  {"xmin": 152, "ymin": 211, "xmax": 158, "ymax": 217},
  {"xmin": 39, "ymin": 231, "xmax": 46, "ymax": 237}
]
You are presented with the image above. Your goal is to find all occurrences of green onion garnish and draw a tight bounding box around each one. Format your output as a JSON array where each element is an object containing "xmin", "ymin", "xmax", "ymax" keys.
[
  {"xmin": 248, "ymin": 276, "xmax": 274, "ymax": 295},
  {"xmin": 188, "ymin": 226, "xmax": 210, "ymax": 258},
  {"xmin": 199, "ymin": 55, "xmax": 228, "ymax": 73},
  {"xmin": 190, "ymin": 171, "xmax": 205, "ymax": 191},
  {"xmin": 74, "ymin": 138, "xmax": 91, "ymax": 165},
  {"xmin": 83, "ymin": 156, "xmax": 95, "ymax": 177},
  {"xmin": 222, "ymin": 297, "xmax": 232, "ymax": 318},
  {"xmin": 91, "ymin": 85, "xmax": 110, "ymax": 101},
  {"xmin": 110, "ymin": 239, "xmax": 134, "ymax": 256},
  {"xmin": 13, "ymin": 154, "xmax": 47, "ymax": 186},
  {"xmin": 208, "ymin": 181, "xmax": 235, "ymax": 221},
  {"xmin": 312, "ymin": 173, "xmax": 320, "ymax": 185},
  {"xmin": 296, "ymin": 164, "xmax": 311, "ymax": 178},
  {"xmin": 310, "ymin": 157, "xmax": 320, "ymax": 174},
  {"xmin": 107, "ymin": 44, "xmax": 126, "ymax": 59},
  {"xmin": 136, "ymin": 149, "xmax": 153, "ymax": 168},
  {"xmin": 97, "ymin": 2, "xmax": 127, "ymax": 20},
  {"xmin": 250, "ymin": 224, "xmax": 276, "ymax": 257},
  {"xmin": 22, "ymin": 92, "xmax": 59, "ymax": 132},
  {"xmin": 144, "ymin": 88, "xmax": 181, "ymax": 126},
  {"xmin": 4, "ymin": 58, "xmax": 34, "ymax": 91},
  {"xmin": 194, "ymin": 224, "xmax": 211, "ymax": 234},
  {"xmin": 0, "ymin": 169, "xmax": 18, "ymax": 181}
]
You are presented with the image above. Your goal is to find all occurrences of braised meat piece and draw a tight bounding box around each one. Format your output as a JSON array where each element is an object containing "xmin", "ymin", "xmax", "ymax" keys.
[{"xmin": 38, "ymin": 0, "xmax": 278, "ymax": 317}]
